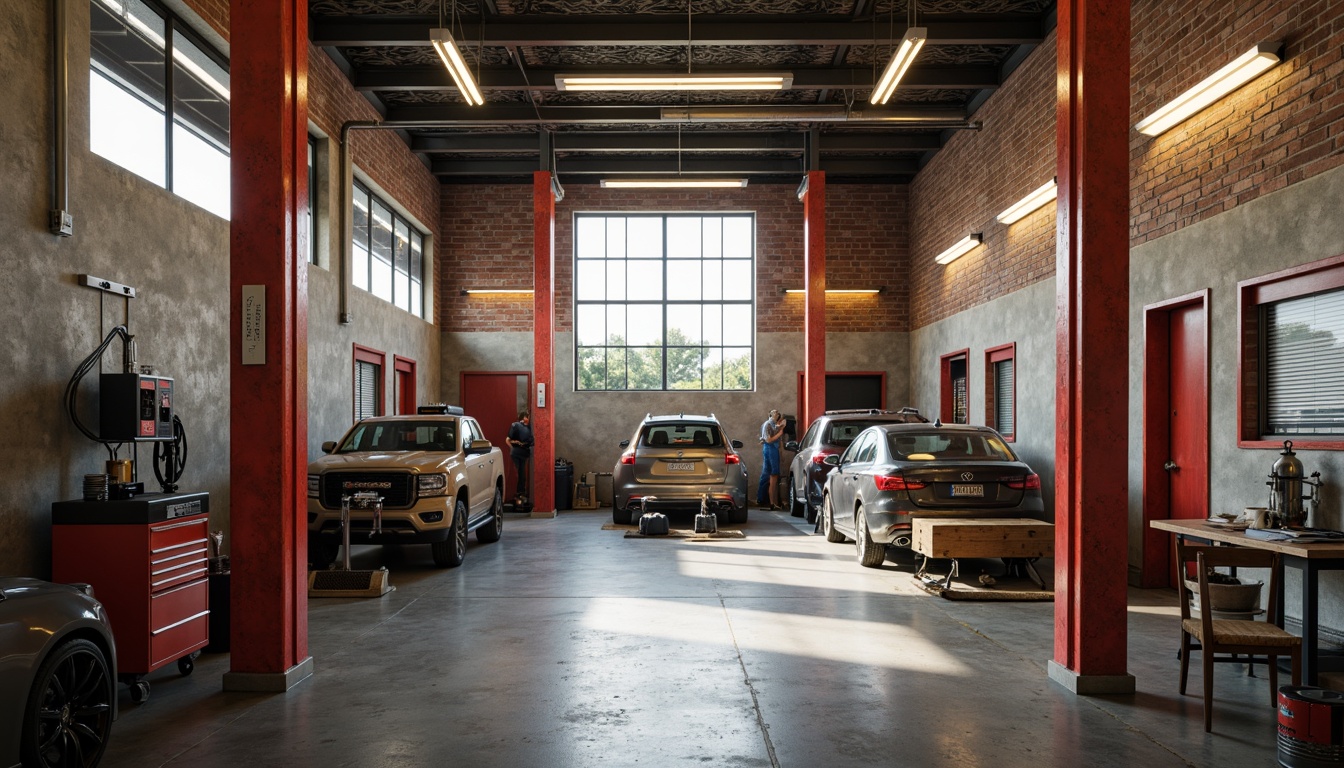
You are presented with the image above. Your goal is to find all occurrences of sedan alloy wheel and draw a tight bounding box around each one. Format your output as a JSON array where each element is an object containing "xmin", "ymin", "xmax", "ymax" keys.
[{"xmin": 23, "ymin": 638, "xmax": 113, "ymax": 768}]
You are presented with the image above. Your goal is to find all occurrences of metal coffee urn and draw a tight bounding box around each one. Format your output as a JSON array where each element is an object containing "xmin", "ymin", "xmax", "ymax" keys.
[{"xmin": 1267, "ymin": 440, "xmax": 1323, "ymax": 528}]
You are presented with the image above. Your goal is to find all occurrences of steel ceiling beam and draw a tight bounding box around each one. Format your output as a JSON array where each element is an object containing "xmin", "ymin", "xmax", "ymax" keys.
[
  {"xmin": 409, "ymin": 131, "xmax": 944, "ymax": 154},
  {"xmin": 386, "ymin": 104, "xmax": 968, "ymax": 125},
  {"xmin": 312, "ymin": 16, "xmax": 1045, "ymax": 48},
  {"xmin": 429, "ymin": 154, "xmax": 918, "ymax": 176}
]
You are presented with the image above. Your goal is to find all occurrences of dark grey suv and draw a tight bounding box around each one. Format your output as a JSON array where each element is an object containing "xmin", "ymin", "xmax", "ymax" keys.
[
  {"xmin": 612, "ymin": 414, "xmax": 749, "ymax": 525},
  {"xmin": 784, "ymin": 408, "xmax": 927, "ymax": 523}
]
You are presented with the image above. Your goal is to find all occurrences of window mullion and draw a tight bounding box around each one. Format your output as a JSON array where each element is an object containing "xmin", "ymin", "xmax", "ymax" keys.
[{"xmin": 164, "ymin": 19, "xmax": 175, "ymax": 192}]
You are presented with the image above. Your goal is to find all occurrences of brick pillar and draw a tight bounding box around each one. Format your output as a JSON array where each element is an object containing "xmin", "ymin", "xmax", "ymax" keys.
[
  {"xmin": 1048, "ymin": 0, "xmax": 1134, "ymax": 695},
  {"xmin": 802, "ymin": 171, "xmax": 827, "ymax": 429},
  {"xmin": 531, "ymin": 172, "xmax": 556, "ymax": 517},
  {"xmin": 224, "ymin": 0, "xmax": 312, "ymax": 690}
]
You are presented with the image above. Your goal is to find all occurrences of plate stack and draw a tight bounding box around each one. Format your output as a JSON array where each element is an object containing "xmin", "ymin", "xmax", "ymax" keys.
[{"xmin": 82, "ymin": 474, "xmax": 109, "ymax": 501}]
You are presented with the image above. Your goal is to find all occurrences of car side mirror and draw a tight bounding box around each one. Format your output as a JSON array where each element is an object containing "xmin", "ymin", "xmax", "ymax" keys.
[
  {"xmin": 467, "ymin": 439, "xmax": 491, "ymax": 455},
  {"xmin": 822, "ymin": 454, "xmax": 841, "ymax": 467},
  {"xmin": 784, "ymin": 440, "xmax": 799, "ymax": 452},
  {"xmin": 619, "ymin": 439, "xmax": 630, "ymax": 448},
  {"xmin": 731, "ymin": 439, "xmax": 743, "ymax": 449},
  {"xmin": 322, "ymin": 441, "xmax": 337, "ymax": 454}
]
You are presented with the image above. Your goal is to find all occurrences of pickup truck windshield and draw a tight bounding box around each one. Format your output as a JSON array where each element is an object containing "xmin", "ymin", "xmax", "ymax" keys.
[{"xmin": 338, "ymin": 421, "xmax": 457, "ymax": 453}]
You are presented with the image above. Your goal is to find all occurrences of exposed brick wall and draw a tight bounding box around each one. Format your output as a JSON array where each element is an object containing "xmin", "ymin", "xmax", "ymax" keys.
[
  {"xmin": 908, "ymin": 30, "xmax": 1058, "ymax": 330},
  {"xmin": 439, "ymin": 184, "xmax": 908, "ymax": 334},
  {"xmin": 181, "ymin": 0, "xmax": 227, "ymax": 39},
  {"xmin": 1130, "ymin": 0, "xmax": 1344, "ymax": 243}
]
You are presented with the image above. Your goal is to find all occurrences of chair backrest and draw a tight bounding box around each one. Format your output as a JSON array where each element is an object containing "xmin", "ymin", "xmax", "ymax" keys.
[
  {"xmin": 1175, "ymin": 541, "xmax": 1280, "ymax": 626},
  {"xmin": 693, "ymin": 430, "xmax": 710, "ymax": 446},
  {"xmin": 649, "ymin": 431, "xmax": 669, "ymax": 447}
]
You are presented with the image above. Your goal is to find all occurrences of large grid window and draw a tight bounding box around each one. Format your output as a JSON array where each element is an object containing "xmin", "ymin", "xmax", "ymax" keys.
[
  {"xmin": 352, "ymin": 182, "xmax": 425, "ymax": 318},
  {"xmin": 90, "ymin": 0, "xmax": 230, "ymax": 219},
  {"xmin": 574, "ymin": 213, "xmax": 755, "ymax": 391}
]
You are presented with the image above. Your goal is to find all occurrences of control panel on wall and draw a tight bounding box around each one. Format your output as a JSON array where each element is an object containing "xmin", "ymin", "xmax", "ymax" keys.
[{"xmin": 100, "ymin": 373, "xmax": 174, "ymax": 441}]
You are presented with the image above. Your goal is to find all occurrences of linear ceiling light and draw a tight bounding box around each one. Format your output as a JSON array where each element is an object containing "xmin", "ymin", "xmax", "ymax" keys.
[
  {"xmin": 600, "ymin": 179, "xmax": 748, "ymax": 189},
  {"xmin": 783, "ymin": 288, "xmax": 883, "ymax": 295},
  {"xmin": 430, "ymin": 28, "xmax": 484, "ymax": 106},
  {"xmin": 996, "ymin": 178, "xmax": 1058, "ymax": 225},
  {"xmin": 934, "ymin": 233, "xmax": 982, "ymax": 265},
  {"xmin": 870, "ymin": 27, "xmax": 928, "ymax": 105},
  {"xmin": 555, "ymin": 73, "xmax": 793, "ymax": 92},
  {"xmin": 461, "ymin": 289, "xmax": 534, "ymax": 295},
  {"xmin": 1135, "ymin": 42, "xmax": 1282, "ymax": 137}
]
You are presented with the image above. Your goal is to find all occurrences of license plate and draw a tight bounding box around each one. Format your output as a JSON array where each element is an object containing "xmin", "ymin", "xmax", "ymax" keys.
[
  {"xmin": 950, "ymin": 484, "xmax": 984, "ymax": 497},
  {"xmin": 667, "ymin": 462, "xmax": 696, "ymax": 472}
]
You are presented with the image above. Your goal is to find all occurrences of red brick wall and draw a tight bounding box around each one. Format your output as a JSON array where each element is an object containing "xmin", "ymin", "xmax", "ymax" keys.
[
  {"xmin": 1130, "ymin": 0, "xmax": 1344, "ymax": 242},
  {"xmin": 439, "ymin": 184, "xmax": 908, "ymax": 334},
  {"xmin": 182, "ymin": 0, "xmax": 227, "ymax": 39}
]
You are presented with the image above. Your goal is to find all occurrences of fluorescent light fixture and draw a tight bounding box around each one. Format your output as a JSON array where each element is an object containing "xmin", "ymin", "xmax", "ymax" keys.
[
  {"xmin": 555, "ymin": 73, "xmax": 793, "ymax": 92},
  {"xmin": 600, "ymin": 179, "xmax": 748, "ymax": 189},
  {"xmin": 869, "ymin": 27, "xmax": 928, "ymax": 105},
  {"xmin": 1135, "ymin": 42, "xmax": 1281, "ymax": 136},
  {"xmin": 461, "ymin": 289, "xmax": 534, "ymax": 295},
  {"xmin": 430, "ymin": 28, "xmax": 484, "ymax": 106},
  {"xmin": 934, "ymin": 233, "xmax": 982, "ymax": 265},
  {"xmin": 783, "ymin": 289, "xmax": 882, "ymax": 295},
  {"xmin": 996, "ymin": 178, "xmax": 1058, "ymax": 224}
]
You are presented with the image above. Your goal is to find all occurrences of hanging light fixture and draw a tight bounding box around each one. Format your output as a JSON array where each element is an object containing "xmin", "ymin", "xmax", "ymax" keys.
[
  {"xmin": 430, "ymin": 0, "xmax": 483, "ymax": 106},
  {"xmin": 870, "ymin": 0, "xmax": 926, "ymax": 105}
]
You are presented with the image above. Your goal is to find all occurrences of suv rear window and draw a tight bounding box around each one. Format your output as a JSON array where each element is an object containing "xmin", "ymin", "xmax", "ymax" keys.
[
  {"xmin": 887, "ymin": 431, "xmax": 1015, "ymax": 461},
  {"xmin": 826, "ymin": 420, "xmax": 886, "ymax": 446},
  {"xmin": 339, "ymin": 421, "xmax": 457, "ymax": 452},
  {"xmin": 641, "ymin": 424, "xmax": 723, "ymax": 448}
]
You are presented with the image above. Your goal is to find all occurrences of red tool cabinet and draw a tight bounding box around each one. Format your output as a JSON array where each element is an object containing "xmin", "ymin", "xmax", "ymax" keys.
[{"xmin": 52, "ymin": 492, "xmax": 211, "ymax": 703}]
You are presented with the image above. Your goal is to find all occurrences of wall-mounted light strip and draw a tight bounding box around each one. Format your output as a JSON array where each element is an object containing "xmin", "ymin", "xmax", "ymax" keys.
[
  {"xmin": 1135, "ymin": 42, "xmax": 1282, "ymax": 137},
  {"xmin": 934, "ymin": 233, "xmax": 982, "ymax": 265},
  {"xmin": 461, "ymin": 289, "xmax": 534, "ymax": 295},
  {"xmin": 600, "ymin": 179, "xmax": 748, "ymax": 189},
  {"xmin": 783, "ymin": 288, "xmax": 883, "ymax": 295},
  {"xmin": 869, "ymin": 27, "xmax": 928, "ymax": 105},
  {"xmin": 996, "ymin": 178, "xmax": 1058, "ymax": 225},
  {"xmin": 555, "ymin": 73, "xmax": 793, "ymax": 92},
  {"xmin": 430, "ymin": 28, "xmax": 484, "ymax": 106}
]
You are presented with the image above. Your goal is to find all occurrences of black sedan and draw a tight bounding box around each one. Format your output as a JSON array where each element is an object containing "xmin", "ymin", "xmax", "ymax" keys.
[{"xmin": 820, "ymin": 423, "xmax": 1044, "ymax": 567}]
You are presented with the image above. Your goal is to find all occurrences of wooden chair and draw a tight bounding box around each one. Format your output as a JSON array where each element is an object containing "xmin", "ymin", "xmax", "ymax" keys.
[{"xmin": 1176, "ymin": 541, "xmax": 1302, "ymax": 732}]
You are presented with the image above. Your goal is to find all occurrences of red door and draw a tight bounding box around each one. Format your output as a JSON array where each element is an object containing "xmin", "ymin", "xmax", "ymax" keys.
[{"xmin": 462, "ymin": 372, "xmax": 530, "ymax": 497}]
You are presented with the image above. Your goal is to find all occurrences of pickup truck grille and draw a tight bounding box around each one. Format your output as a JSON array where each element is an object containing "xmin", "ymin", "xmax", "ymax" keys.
[{"xmin": 320, "ymin": 472, "xmax": 415, "ymax": 509}]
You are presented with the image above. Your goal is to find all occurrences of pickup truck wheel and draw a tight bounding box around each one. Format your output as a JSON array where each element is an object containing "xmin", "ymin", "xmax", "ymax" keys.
[
  {"xmin": 477, "ymin": 488, "xmax": 504, "ymax": 543},
  {"xmin": 431, "ymin": 499, "xmax": 468, "ymax": 568}
]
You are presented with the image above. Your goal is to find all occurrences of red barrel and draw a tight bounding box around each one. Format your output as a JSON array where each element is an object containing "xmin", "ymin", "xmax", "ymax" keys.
[{"xmin": 1279, "ymin": 686, "xmax": 1344, "ymax": 767}]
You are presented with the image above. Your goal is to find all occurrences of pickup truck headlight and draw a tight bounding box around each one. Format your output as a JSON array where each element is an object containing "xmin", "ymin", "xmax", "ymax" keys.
[
  {"xmin": 418, "ymin": 473, "xmax": 448, "ymax": 497},
  {"xmin": 308, "ymin": 474, "xmax": 320, "ymax": 498}
]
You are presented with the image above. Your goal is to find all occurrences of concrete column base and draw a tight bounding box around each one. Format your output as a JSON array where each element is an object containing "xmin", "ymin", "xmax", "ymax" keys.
[
  {"xmin": 223, "ymin": 657, "xmax": 315, "ymax": 693},
  {"xmin": 1047, "ymin": 660, "xmax": 1136, "ymax": 695},
  {"xmin": 530, "ymin": 509, "xmax": 558, "ymax": 519}
]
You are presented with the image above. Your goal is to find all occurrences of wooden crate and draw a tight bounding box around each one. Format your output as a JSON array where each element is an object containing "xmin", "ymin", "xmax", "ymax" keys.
[{"xmin": 911, "ymin": 518, "xmax": 1053, "ymax": 560}]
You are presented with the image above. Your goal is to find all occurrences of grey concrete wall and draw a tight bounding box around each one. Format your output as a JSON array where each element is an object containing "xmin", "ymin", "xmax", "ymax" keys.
[
  {"xmin": 440, "ymin": 330, "xmax": 911, "ymax": 502},
  {"xmin": 908, "ymin": 280, "xmax": 1057, "ymax": 518}
]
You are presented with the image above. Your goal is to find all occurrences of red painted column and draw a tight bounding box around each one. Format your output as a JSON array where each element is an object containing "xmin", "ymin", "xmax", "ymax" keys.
[
  {"xmin": 1049, "ymin": 0, "xmax": 1133, "ymax": 694},
  {"xmin": 531, "ymin": 172, "xmax": 556, "ymax": 516},
  {"xmin": 224, "ymin": 0, "xmax": 311, "ymax": 689},
  {"xmin": 802, "ymin": 171, "xmax": 827, "ymax": 430}
]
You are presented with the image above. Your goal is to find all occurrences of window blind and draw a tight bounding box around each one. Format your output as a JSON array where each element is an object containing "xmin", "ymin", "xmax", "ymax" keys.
[
  {"xmin": 994, "ymin": 359, "xmax": 1015, "ymax": 436},
  {"xmin": 355, "ymin": 360, "xmax": 380, "ymax": 421},
  {"xmin": 1266, "ymin": 289, "xmax": 1344, "ymax": 435}
]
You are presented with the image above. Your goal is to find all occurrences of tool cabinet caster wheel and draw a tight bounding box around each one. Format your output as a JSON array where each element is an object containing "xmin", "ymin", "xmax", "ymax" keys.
[
  {"xmin": 130, "ymin": 681, "xmax": 151, "ymax": 704},
  {"xmin": 178, "ymin": 654, "xmax": 196, "ymax": 676}
]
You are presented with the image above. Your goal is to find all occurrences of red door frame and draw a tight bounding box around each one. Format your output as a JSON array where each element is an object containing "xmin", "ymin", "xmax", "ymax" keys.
[
  {"xmin": 1141, "ymin": 290, "xmax": 1210, "ymax": 588},
  {"xmin": 939, "ymin": 349, "xmax": 970, "ymax": 423},
  {"xmin": 394, "ymin": 356, "xmax": 416, "ymax": 415},
  {"xmin": 794, "ymin": 371, "xmax": 888, "ymax": 426},
  {"xmin": 461, "ymin": 371, "xmax": 533, "ymax": 497},
  {"xmin": 985, "ymin": 343, "xmax": 1017, "ymax": 441},
  {"xmin": 353, "ymin": 344, "xmax": 386, "ymax": 418}
]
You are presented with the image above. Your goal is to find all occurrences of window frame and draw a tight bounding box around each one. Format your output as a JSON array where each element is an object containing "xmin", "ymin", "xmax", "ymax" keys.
[
  {"xmin": 1239, "ymin": 253, "xmax": 1344, "ymax": 449},
  {"xmin": 353, "ymin": 344, "xmax": 386, "ymax": 422},
  {"xmin": 985, "ymin": 343, "xmax": 1016, "ymax": 441},
  {"xmin": 939, "ymin": 349, "xmax": 971, "ymax": 425},
  {"xmin": 351, "ymin": 179, "xmax": 426, "ymax": 318},
  {"xmin": 572, "ymin": 212, "xmax": 757, "ymax": 392},
  {"xmin": 393, "ymin": 355, "xmax": 417, "ymax": 415},
  {"xmin": 307, "ymin": 135, "xmax": 317, "ymax": 265}
]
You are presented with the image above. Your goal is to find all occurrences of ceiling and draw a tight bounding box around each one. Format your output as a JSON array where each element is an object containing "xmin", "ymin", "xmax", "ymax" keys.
[{"xmin": 310, "ymin": 0, "xmax": 1057, "ymax": 185}]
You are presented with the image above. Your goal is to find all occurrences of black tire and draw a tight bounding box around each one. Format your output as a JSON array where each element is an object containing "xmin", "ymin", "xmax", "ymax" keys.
[
  {"xmin": 613, "ymin": 506, "xmax": 632, "ymax": 525},
  {"xmin": 177, "ymin": 653, "xmax": 196, "ymax": 676},
  {"xmin": 431, "ymin": 497, "xmax": 468, "ymax": 568},
  {"xmin": 823, "ymin": 494, "xmax": 845, "ymax": 543},
  {"xmin": 308, "ymin": 540, "xmax": 338, "ymax": 570},
  {"xmin": 130, "ymin": 681, "xmax": 150, "ymax": 705},
  {"xmin": 786, "ymin": 476, "xmax": 804, "ymax": 517},
  {"xmin": 729, "ymin": 505, "xmax": 748, "ymax": 524},
  {"xmin": 855, "ymin": 507, "xmax": 886, "ymax": 568},
  {"xmin": 22, "ymin": 638, "xmax": 114, "ymax": 767},
  {"xmin": 477, "ymin": 487, "xmax": 504, "ymax": 543}
]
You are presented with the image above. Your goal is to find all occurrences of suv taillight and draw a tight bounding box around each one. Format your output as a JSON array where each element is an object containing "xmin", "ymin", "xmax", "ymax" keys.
[
  {"xmin": 874, "ymin": 475, "xmax": 926, "ymax": 491},
  {"xmin": 725, "ymin": 453, "xmax": 740, "ymax": 465},
  {"xmin": 1004, "ymin": 473, "xmax": 1041, "ymax": 490},
  {"xmin": 811, "ymin": 451, "xmax": 835, "ymax": 465},
  {"xmin": 620, "ymin": 452, "xmax": 636, "ymax": 465}
]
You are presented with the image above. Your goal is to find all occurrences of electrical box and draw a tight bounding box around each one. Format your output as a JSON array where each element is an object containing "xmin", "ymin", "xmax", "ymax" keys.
[{"xmin": 100, "ymin": 373, "xmax": 174, "ymax": 441}]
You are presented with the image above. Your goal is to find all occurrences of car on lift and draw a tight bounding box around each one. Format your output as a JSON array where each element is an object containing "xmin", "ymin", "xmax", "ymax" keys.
[
  {"xmin": 0, "ymin": 577, "xmax": 117, "ymax": 768},
  {"xmin": 612, "ymin": 413, "xmax": 749, "ymax": 525},
  {"xmin": 784, "ymin": 408, "xmax": 928, "ymax": 524},
  {"xmin": 307, "ymin": 405, "xmax": 506, "ymax": 568},
  {"xmin": 820, "ymin": 422, "xmax": 1044, "ymax": 567}
]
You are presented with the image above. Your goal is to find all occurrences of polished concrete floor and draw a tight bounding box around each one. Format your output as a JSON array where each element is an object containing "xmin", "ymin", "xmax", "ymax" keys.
[{"xmin": 103, "ymin": 509, "xmax": 1285, "ymax": 767}]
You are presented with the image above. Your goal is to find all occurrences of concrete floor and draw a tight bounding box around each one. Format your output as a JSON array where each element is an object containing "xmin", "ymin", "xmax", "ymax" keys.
[{"xmin": 102, "ymin": 509, "xmax": 1285, "ymax": 767}]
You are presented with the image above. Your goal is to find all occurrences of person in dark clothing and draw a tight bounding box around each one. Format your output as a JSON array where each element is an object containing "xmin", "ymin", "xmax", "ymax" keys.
[{"xmin": 507, "ymin": 410, "xmax": 534, "ymax": 503}]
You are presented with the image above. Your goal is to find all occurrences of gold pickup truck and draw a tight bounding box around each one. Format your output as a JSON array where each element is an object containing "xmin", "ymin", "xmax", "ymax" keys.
[{"xmin": 306, "ymin": 405, "xmax": 505, "ymax": 568}]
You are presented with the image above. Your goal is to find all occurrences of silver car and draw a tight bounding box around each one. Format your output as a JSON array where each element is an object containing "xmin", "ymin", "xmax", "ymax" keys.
[
  {"xmin": 612, "ymin": 414, "xmax": 749, "ymax": 525},
  {"xmin": 1, "ymin": 577, "xmax": 118, "ymax": 768},
  {"xmin": 821, "ymin": 423, "xmax": 1045, "ymax": 567}
]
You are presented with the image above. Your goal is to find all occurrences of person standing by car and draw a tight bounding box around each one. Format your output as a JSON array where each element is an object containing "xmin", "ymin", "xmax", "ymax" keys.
[
  {"xmin": 507, "ymin": 410, "xmax": 534, "ymax": 504},
  {"xmin": 757, "ymin": 409, "xmax": 785, "ymax": 509}
]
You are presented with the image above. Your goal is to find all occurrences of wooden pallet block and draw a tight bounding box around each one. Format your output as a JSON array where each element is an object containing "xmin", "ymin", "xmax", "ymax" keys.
[{"xmin": 911, "ymin": 518, "xmax": 1054, "ymax": 559}]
